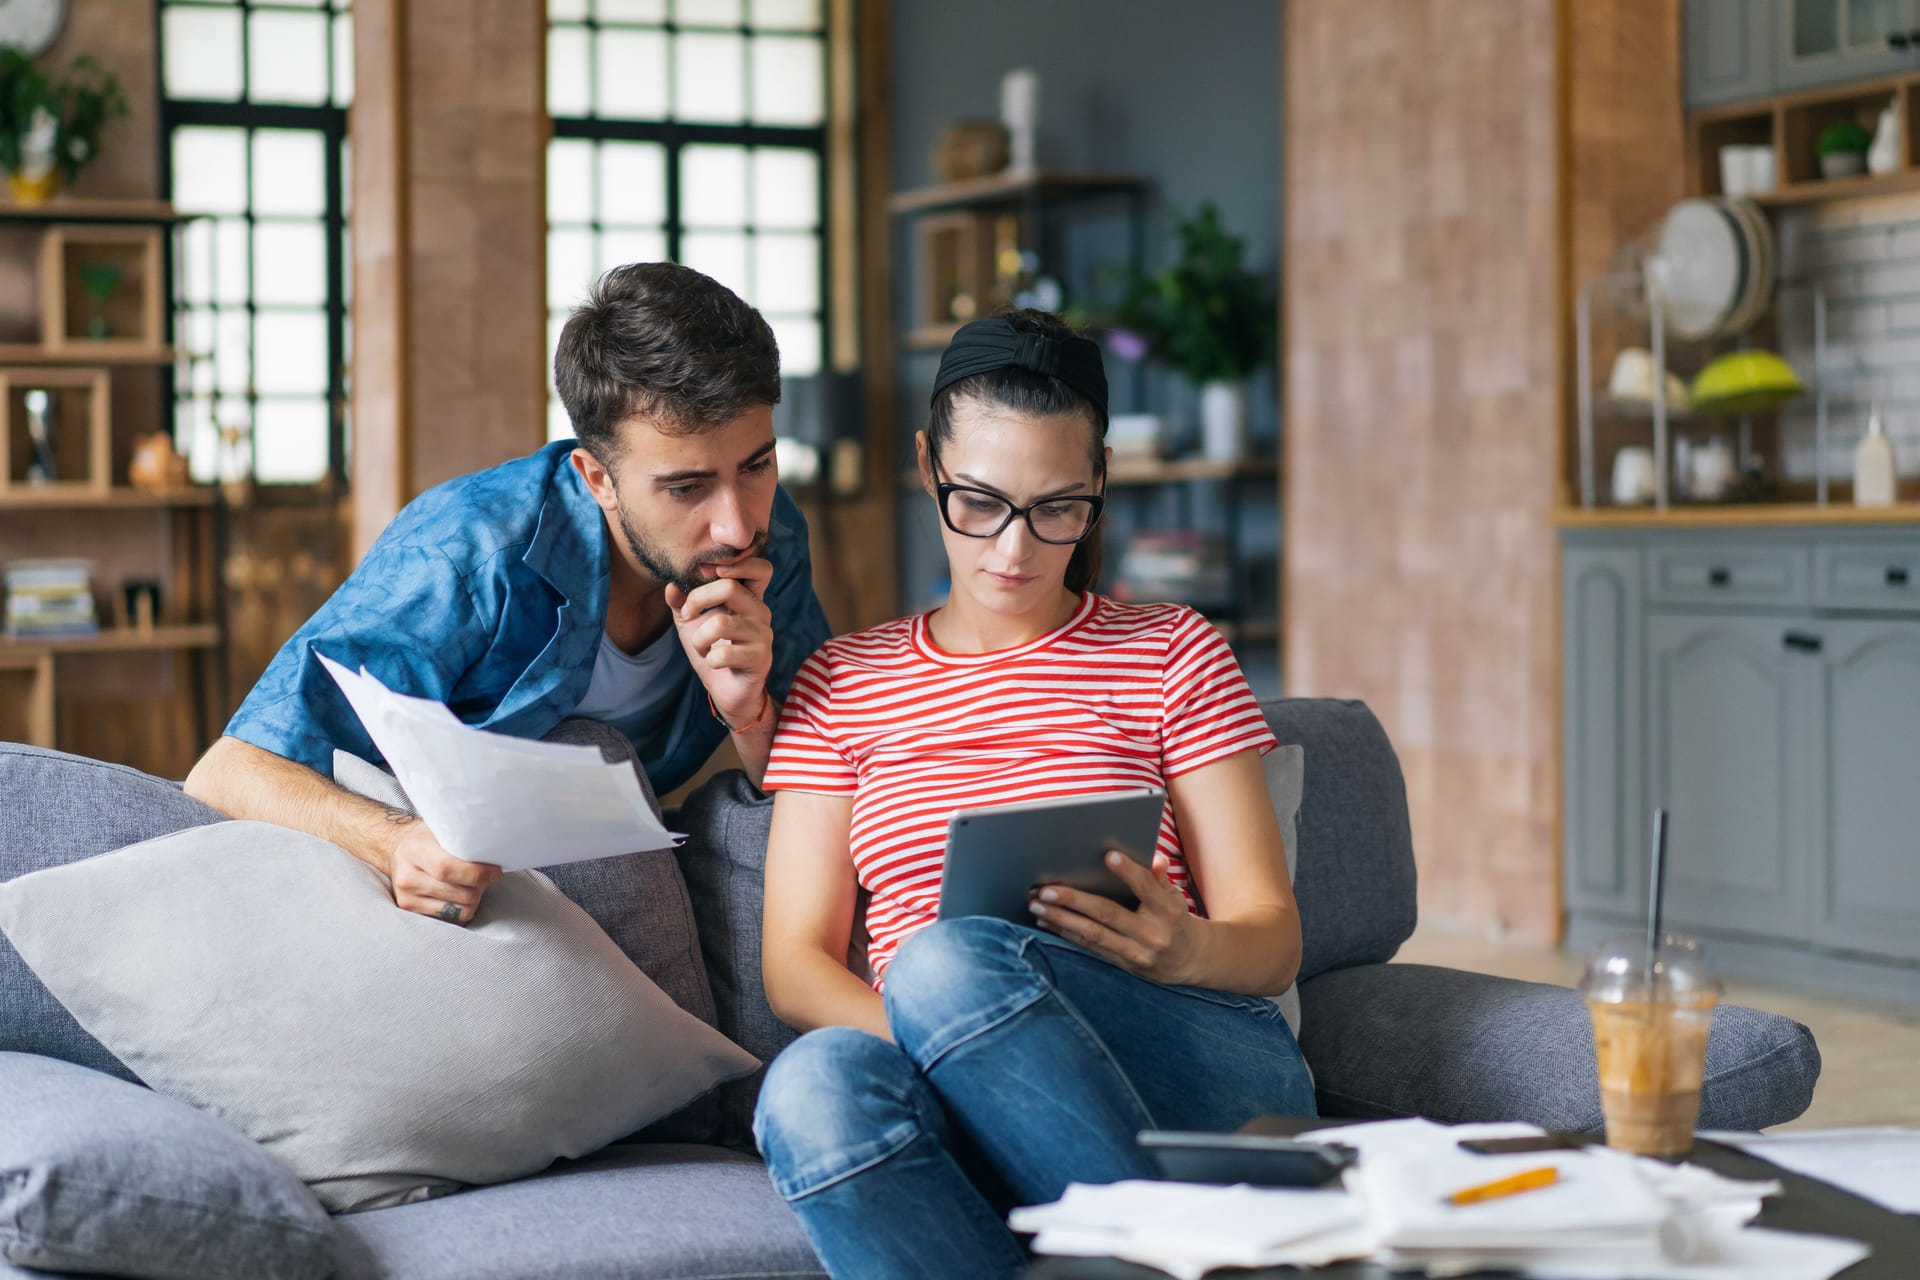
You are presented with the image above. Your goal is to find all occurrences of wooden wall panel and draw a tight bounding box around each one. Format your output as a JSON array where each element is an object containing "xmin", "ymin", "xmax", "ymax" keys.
[
  {"xmin": 350, "ymin": 0, "xmax": 547, "ymax": 558},
  {"xmin": 1284, "ymin": 0, "xmax": 1564, "ymax": 940},
  {"xmin": 1566, "ymin": 0, "xmax": 1687, "ymax": 500}
]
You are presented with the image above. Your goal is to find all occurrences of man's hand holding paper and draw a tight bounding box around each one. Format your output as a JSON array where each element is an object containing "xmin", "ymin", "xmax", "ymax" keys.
[{"xmin": 317, "ymin": 653, "xmax": 682, "ymax": 922}]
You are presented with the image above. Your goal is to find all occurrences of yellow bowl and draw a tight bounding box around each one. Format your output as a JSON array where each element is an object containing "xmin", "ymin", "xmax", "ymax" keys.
[{"xmin": 1689, "ymin": 351, "xmax": 1805, "ymax": 416}]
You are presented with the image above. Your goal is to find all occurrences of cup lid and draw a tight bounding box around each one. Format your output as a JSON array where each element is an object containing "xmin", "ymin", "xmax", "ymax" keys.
[{"xmin": 1582, "ymin": 932, "xmax": 1721, "ymax": 1003}]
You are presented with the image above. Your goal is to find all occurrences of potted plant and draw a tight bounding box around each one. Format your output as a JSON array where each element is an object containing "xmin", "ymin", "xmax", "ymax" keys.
[
  {"xmin": 1116, "ymin": 204, "xmax": 1275, "ymax": 461},
  {"xmin": 0, "ymin": 50, "xmax": 127, "ymax": 206},
  {"xmin": 1816, "ymin": 118, "xmax": 1872, "ymax": 180}
]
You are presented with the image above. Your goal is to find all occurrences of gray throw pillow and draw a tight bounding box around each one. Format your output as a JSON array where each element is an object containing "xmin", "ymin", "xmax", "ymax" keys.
[
  {"xmin": 0, "ymin": 821, "xmax": 758, "ymax": 1213},
  {"xmin": 0, "ymin": 1051, "xmax": 334, "ymax": 1280}
]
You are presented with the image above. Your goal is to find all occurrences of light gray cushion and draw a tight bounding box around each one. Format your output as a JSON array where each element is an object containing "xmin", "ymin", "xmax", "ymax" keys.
[
  {"xmin": 0, "ymin": 820, "xmax": 758, "ymax": 1212},
  {"xmin": 0, "ymin": 1051, "xmax": 335, "ymax": 1280},
  {"xmin": 1257, "ymin": 699, "xmax": 1418, "ymax": 982},
  {"xmin": 0, "ymin": 744, "xmax": 222, "ymax": 1083},
  {"xmin": 331, "ymin": 1144, "xmax": 823, "ymax": 1280},
  {"xmin": 1297, "ymin": 963, "xmax": 1822, "ymax": 1131}
]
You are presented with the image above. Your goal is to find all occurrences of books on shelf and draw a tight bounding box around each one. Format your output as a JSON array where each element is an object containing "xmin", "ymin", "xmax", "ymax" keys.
[
  {"xmin": 4, "ymin": 559, "xmax": 98, "ymax": 639},
  {"xmin": 1112, "ymin": 530, "xmax": 1233, "ymax": 611}
]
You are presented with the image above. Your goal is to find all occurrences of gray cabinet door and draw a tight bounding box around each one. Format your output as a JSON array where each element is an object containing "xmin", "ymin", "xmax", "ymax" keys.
[
  {"xmin": 1564, "ymin": 546, "xmax": 1647, "ymax": 919},
  {"xmin": 1809, "ymin": 619, "xmax": 1920, "ymax": 962},
  {"xmin": 1646, "ymin": 612, "xmax": 1815, "ymax": 941},
  {"xmin": 1687, "ymin": 0, "xmax": 1778, "ymax": 106},
  {"xmin": 1774, "ymin": 0, "xmax": 1920, "ymax": 92}
]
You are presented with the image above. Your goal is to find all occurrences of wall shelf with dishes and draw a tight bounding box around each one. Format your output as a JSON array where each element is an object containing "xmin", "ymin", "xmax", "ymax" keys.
[
  {"xmin": 1687, "ymin": 71, "xmax": 1920, "ymax": 206},
  {"xmin": 1570, "ymin": 184, "xmax": 1869, "ymax": 516}
]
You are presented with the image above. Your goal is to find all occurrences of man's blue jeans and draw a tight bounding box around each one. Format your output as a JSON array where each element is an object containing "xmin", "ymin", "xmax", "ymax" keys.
[{"xmin": 753, "ymin": 917, "xmax": 1317, "ymax": 1279}]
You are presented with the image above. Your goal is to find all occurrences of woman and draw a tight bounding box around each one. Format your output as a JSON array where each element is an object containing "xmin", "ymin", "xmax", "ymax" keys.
[{"xmin": 754, "ymin": 310, "xmax": 1313, "ymax": 1278}]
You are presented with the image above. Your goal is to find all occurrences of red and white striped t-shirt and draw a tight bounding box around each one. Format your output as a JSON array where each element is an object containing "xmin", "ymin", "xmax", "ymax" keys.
[{"xmin": 761, "ymin": 593, "xmax": 1277, "ymax": 985}]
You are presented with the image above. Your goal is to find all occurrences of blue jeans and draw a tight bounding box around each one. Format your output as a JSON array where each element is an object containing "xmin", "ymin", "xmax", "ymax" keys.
[{"xmin": 753, "ymin": 917, "xmax": 1316, "ymax": 1280}]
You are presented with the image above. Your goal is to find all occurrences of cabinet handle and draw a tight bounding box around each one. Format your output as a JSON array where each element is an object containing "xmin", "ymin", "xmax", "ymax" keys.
[
  {"xmin": 1782, "ymin": 631, "xmax": 1824, "ymax": 654},
  {"xmin": 1889, "ymin": 566, "xmax": 1911, "ymax": 587},
  {"xmin": 1893, "ymin": 31, "xmax": 1912, "ymax": 48},
  {"xmin": 1707, "ymin": 567, "xmax": 1732, "ymax": 587}
]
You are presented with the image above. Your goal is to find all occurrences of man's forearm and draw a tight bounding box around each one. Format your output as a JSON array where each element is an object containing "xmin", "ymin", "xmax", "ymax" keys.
[{"xmin": 182, "ymin": 736, "xmax": 414, "ymax": 877}]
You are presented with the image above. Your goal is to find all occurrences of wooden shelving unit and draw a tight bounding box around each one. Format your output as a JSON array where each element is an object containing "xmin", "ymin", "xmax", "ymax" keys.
[
  {"xmin": 0, "ymin": 197, "xmax": 224, "ymax": 753},
  {"xmin": 1688, "ymin": 72, "xmax": 1920, "ymax": 206},
  {"xmin": 0, "ymin": 343, "xmax": 175, "ymax": 365},
  {"xmin": 886, "ymin": 169, "xmax": 1148, "ymax": 215},
  {"xmin": 0, "ymin": 486, "xmax": 215, "ymax": 510},
  {"xmin": 0, "ymin": 623, "xmax": 221, "ymax": 656},
  {"xmin": 0, "ymin": 198, "xmax": 188, "ymax": 225},
  {"xmin": 1107, "ymin": 456, "xmax": 1272, "ymax": 486}
]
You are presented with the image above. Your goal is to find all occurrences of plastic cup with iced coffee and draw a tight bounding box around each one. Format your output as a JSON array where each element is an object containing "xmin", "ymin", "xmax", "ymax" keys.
[{"xmin": 1581, "ymin": 933, "xmax": 1721, "ymax": 1159}]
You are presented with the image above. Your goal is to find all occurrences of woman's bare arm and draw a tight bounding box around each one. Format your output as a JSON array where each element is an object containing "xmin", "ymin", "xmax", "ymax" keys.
[{"xmin": 760, "ymin": 788, "xmax": 890, "ymax": 1038}]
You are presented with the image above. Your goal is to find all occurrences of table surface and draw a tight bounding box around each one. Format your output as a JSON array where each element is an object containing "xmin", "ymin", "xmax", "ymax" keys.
[{"xmin": 1026, "ymin": 1124, "xmax": 1920, "ymax": 1280}]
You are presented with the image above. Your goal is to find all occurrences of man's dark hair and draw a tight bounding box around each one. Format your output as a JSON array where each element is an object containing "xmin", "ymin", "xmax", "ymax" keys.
[{"xmin": 554, "ymin": 262, "xmax": 781, "ymax": 462}]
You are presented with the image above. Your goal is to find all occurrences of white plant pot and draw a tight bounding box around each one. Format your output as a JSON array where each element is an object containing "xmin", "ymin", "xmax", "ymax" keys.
[{"xmin": 1198, "ymin": 380, "xmax": 1248, "ymax": 462}]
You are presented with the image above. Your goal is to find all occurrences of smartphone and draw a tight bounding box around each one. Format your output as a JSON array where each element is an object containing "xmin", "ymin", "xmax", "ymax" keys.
[
  {"xmin": 1137, "ymin": 1130, "xmax": 1358, "ymax": 1188},
  {"xmin": 1456, "ymin": 1134, "xmax": 1587, "ymax": 1156}
]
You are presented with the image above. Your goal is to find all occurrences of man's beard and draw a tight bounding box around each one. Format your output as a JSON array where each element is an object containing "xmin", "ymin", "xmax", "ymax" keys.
[{"xmin": 616, "ymin": 502, "xmax": 766, "ymax": 596}]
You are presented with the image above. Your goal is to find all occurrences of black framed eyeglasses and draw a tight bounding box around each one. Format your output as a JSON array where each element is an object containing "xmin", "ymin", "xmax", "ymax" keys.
[{"xmin": 932, "ymin": 471, "xmax": 1106, "ymax": 545}]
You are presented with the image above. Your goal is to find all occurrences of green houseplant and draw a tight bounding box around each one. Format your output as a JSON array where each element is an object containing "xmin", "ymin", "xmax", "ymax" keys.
[
  {"xmin": 1816, "ymin": 118, "xmax": 1872, "ymax": 181},
  {"xmin": 1116, "ymin": 204, "xmax": 1275, "ymax": 460},
  {"xmin": 0, "ymin": 50, "xmax": 127, "ymax": 205}
]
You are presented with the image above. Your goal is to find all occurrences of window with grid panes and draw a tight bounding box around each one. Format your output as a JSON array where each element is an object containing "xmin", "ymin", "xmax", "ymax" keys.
[
  {"xmin": 546, "ymin": 0, "xmax": 829, "ymax": 454},
  {"xmin": 160, "ymin": 0, "xmax": 352, "ymax": 487}
]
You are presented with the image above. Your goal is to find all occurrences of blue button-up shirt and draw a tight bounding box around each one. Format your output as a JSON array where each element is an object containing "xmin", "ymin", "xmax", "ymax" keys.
[{"xmin": 225, "ymin": 440, "xmax": 832, "ymax": 796}]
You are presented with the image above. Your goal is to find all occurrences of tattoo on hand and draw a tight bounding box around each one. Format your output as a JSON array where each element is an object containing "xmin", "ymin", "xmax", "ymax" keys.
[{"xmin": 381, "ymin": 806, "xmax": 412, "ymax": 825}]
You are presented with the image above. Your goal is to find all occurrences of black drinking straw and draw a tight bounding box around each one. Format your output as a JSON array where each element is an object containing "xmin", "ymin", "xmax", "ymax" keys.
[{"xmin": 1647, "ymin": 809, "xmax": 1669, "ymax": 993}]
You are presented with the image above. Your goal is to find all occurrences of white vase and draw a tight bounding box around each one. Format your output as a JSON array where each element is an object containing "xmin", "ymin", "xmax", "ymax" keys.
[{"xmin": 1198, "ymin": 380, "xmax": 1248, "ymax": 461}]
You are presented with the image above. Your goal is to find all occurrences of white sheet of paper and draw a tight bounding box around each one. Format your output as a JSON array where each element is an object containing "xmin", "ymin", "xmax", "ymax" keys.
[
  {"xmin": 317, "ymin": 652, "xmax": 681, "ymax": 870},
  {"xmin": 1012, "ymin": 1180, "xmax": 1369, "ymax": 1278},
  {"xmin": 1704, "ymin": 1126, "xmax": 1920, "ymax": 1216}
]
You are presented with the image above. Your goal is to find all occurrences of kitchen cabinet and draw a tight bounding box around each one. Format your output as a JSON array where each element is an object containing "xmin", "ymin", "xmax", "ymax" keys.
[
  {"xmin": 1686, "ymin": 0, "xmax": 1778, "ymax": 106},
  {"xmin": 1561, "ymin": 526, "xmax": 1920, "ymax": 1001},
  {"xmin": 1563, "ymin": 546, "xmax": 1646, "ymax": 919},
  {"xmin": 1684, "ymin": 0, "xmax": 1920, "ymax": 105},
  {"xmin": 1774, "ymin": 0, "xmax": 1920, "ymax": 91},
  {"xmin": 1646, "ymin": 611, "xmax": 1813, "ymax": 942},
  {"xmin": 1811, "ymin": 618, "xmax": 1920, "ymax": 962}
]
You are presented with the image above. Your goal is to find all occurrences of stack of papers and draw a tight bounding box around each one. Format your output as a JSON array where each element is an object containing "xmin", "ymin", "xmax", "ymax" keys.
[
  {"xmin": 318, "ymin": 653, "xmax": 681, "ymax": 870},
  {"xmin": 1015, "ymin": 1118, "xmax": 1872, "ymax": 1280},
  {"xmin": 1009, "ymin": 1181, "xmax": 1369, "ymax": 1279}
]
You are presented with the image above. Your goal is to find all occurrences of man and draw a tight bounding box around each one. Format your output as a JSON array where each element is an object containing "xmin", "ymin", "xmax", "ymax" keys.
[{"xmin": 184, "ymin": 262, "xmax": 832, "ymax": 925}]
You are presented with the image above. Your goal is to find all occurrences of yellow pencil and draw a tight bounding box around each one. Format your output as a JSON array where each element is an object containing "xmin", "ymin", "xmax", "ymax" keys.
[{"xmin": 1445, "ymin": 1165, "xmax": 1560, "ymax": 1206}]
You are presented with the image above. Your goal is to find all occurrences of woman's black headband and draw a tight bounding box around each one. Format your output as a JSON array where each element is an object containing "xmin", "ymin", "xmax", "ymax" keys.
[{"xmin": 930, "ymin": 316, "xmax": 1109, "ymax": 430}]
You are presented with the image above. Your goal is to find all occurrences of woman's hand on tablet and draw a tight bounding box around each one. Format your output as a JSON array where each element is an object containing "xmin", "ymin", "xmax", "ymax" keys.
[{"xmin": 1028, "ymin": 848, "xmax": 1200, "ymax": 985}]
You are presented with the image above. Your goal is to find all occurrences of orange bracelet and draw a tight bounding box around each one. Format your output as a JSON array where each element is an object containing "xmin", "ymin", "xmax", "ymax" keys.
[{"xmin": 709, "ymin": 689, "xmax": 773, "ymax": 734}]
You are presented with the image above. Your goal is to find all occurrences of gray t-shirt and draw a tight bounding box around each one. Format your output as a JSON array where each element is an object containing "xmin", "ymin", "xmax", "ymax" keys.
[{"xmin": 572, "ymin": 627, "xmax": 687, "ymax": 745}]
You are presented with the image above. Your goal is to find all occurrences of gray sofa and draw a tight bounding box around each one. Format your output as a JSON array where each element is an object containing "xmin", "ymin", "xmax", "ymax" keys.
[{"xmin": 0, "ymin": 699, "xmax": 1820, "ymax": 1280}]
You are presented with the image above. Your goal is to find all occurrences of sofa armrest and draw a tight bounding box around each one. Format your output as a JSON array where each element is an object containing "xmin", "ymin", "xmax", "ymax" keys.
[{"xmin": 1296, "ymin": 963, "xmax": 1820, "ymax": 1132}]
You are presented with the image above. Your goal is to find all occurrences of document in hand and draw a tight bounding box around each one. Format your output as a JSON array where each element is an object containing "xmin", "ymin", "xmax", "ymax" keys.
[{"xmin": 317, "ymin": 652, "xmax": 682, "ymax": 870}]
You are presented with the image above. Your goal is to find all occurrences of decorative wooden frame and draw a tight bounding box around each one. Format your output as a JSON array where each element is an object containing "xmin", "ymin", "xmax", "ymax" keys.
[
  {"xmin": 914, "ymin": 210, "xmax": 1001, "ymax": 338},
  {"xmin": 0, "ymin": 366, "xmax": 112, "ymax": 495},
  {"xmin": 38, "ymin": 223, "xmax": 167, "ymax": 357}
]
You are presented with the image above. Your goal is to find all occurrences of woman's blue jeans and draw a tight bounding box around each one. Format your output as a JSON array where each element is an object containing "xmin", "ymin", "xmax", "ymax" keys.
[{"xmin": 752, "ymin": 917, "xmax": 1317, "ymax": 1279}]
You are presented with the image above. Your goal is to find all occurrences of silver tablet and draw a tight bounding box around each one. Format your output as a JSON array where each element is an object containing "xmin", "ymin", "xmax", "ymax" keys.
[{"xmin": 936, "ymin": 788, "xmax": 1167, "ymax": 923}]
